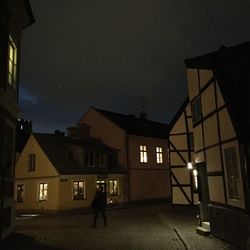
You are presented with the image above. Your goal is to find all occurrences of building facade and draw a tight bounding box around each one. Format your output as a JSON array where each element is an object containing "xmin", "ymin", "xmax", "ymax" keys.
[
  {"xmin": 78, "ymin": 107, "xmax": 171, "ymax": 203},
  {"xmin": 170, "ymin": 42, "xmax": 250, "ymax": 249},
  {"xmin": 15, "ymin": 132, "xmax": 124, "ymax": 211},
  {"xmin": 0, "ymin": 0, "xmax": 34, "ymax": 239},
  {"xmin": 169, "ymin": 98, "xmax": 199, "ymax": 206}
]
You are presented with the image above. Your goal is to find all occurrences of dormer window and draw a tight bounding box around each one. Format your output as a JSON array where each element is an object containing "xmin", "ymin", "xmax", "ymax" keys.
[{"xmin": 8, "ymin": 36, "xmax": 17, "ymax": 88}]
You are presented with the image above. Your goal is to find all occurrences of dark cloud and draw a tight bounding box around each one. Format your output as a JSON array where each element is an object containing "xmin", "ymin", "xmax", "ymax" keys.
[{"xmin": 20, "ymin": 0, "xmax": 250, "ymax": 132}]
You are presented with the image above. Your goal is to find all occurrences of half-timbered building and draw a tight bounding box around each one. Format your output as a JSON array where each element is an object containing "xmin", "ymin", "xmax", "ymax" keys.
[
  {"xmin": 169, "ymin": 98, "xmax": 198, "ymax": 206},
  {"xmin": 170, "ymin": 42, "xmax": 250, "ymax": 249}
]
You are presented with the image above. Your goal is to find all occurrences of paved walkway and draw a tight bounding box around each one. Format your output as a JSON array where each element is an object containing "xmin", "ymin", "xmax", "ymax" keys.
[{"xmin": 1, "ymin": 203, "xmax": 236, "ymax": 250}]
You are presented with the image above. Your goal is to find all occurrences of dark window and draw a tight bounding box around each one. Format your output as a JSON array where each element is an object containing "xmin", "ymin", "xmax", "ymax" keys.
[
  {"xmin": 224, "ymin": 147, "xmax": 241, "ymax": 200},
  {"xmin": 17, "ymin": 184, "xmax": 24, "ymax": 202},
  {"xmin": 100, "ymin": 154, "xmax": 106, "ymax": 166},
  {"xmin": 84, "ymin": 153, "xmax": 89, "ymax": 166},
  {"xmin": 73, "ymin": 181, "xmax": 85, "ymax": 200},
  {"xmin": 28, "ymin": 154, "xmax": 36, "ymax": 171},
  {"xmin": 191, "ymin": 96, "xmax": 202, "ymax": 123},
  {"xmin": 89, "ymin": 153, "xmax": 94, "ymax": 166}
]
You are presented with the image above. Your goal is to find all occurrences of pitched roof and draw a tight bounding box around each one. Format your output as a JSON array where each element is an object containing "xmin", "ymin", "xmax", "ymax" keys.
[
  {"xmin": 33, "ymin": 133, "xmax": 124, "ymax": 175},
  {"xmin": 185, "ymin": 42, "xmax": 250, "ymax": 143},
  {"xmin": 92, "ymin": 107, "xmax": 169, "ymax": 139}
]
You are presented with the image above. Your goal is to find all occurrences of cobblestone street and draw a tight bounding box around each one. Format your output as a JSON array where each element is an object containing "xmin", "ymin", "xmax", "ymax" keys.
[{"xmin": 1, "ymin": 203, "xmax": 235, "ymax": 250}]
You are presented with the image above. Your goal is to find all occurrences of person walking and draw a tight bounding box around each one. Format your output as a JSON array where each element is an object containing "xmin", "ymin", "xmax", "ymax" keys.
[{"xmin": 91, "ymin": 186, "xmax": 107, "ymax": 228}]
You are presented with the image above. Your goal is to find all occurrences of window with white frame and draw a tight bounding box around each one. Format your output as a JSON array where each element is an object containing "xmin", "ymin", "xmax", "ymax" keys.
[
  {"xmin": 156, "ymin": 147, "xmax": 163, "ymax": 163},
  {"xmin": 140, "ymin": 145, "xmax": 148, "ymax": 163},
  {"xmin": 224, "ymin": 147, "xmax": 241, "ymax": 200},
  {"xmin": 73, "ymin": 181, "xmax": 85, "ymax": 200},
  {"xmin": 39, "ymin": 183, "xmax": 48, "ymax": 201},
  {"xmin": 109, "ymin": 179, "xmax": 119, "ymax": 196},
  {"xmin": 16, "ymin": 184, "xmax": 24, "ymax": 202},
  {"xmin": 8, "ymin": 36, "xmax": 17, "ymax": 88}
]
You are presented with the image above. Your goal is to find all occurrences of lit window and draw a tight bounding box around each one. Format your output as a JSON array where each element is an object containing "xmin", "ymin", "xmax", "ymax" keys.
[
  {"xmin": 156, "ymin": 147, "xmax": 163, "ymax": 163},
  {"xmin": 73, "ymin": 181, "xmax": 85, "ymax": 200},
  {"xmin": 191, "ymin": 96, "xmax": 202, "ymax": 123},
  {"xmin": 39, "ymin": 183, "xmax": 48, "ymax": 201},
  {"xmin": 8, "ymin": 36, "xmax": 17, "ymax": 88},
  {"xmin": 28, "ymin": 154, "xmax": 36, "ymax": 171},
  {"xmin": 17, "ymin": 184, "xmax": 24, "ymax": 202},
  {"xmin": 109, "ymin": 179, "xmax": 119, "ymax": 196},
  {"xmin": 140, "ymin": 145, "xmax": 148, "ymax": 163},
  {"xmin": 96, "ymin": 180, "xmax": 106, "ymax": 192},
  {"xmin": 224, "ymin": 147, "xmax": 241, "ymax": 200}
]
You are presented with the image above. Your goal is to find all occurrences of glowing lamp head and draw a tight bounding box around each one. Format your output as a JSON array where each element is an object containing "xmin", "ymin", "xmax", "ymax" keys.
[{"xmin": 187, "ymin": 162, "xmax": 193, "ymax": 169}]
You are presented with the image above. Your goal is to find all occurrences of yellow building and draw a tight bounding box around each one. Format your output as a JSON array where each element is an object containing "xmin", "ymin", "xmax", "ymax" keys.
[
  {"xmin": 15, "ymin": 132, "xmax": 125, "ymax": 212},
  {"xmin": 170, "ymin": 42, "xmax": 250, "ymax": 249},
  {"xmin": 78, "ymin": 107, "xmax": 171, "ymax": 202},
  {"xmin": 0, "ymin": 0, "xmax": 34, "ymax": 239}
]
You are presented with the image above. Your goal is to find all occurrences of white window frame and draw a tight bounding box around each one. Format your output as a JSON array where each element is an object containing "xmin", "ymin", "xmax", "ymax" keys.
[
  {"xmin": 140, "ymin": 145, "xmax": 148, "ymax": 163},
  {"xmin": 72, "ymin": 180, "xmax": 86, "ymax": 200},
  {"xmin": 38, "ymin": 182, "xmax": 48, "ymax": 201}
]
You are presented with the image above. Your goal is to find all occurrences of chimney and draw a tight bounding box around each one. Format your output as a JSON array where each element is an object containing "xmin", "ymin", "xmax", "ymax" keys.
[{"xmin": 67, "ymin": 123, "xmax": 90, "ymax": 138}]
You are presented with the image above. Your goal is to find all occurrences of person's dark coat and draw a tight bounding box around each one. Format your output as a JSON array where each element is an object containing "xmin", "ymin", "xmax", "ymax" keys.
[{"xmin": 91, "ymin": 190, "xmax": 107, "ymax": 210}]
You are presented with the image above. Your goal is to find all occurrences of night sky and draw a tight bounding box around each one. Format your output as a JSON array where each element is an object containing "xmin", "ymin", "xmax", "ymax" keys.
[{"xmin": 20, "ymin": 0, "xmax": 250, "ymax": 133}]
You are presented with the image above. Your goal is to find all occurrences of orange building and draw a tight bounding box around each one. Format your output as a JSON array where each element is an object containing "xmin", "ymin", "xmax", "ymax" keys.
[
  {"xmin": 0, "ymin": 0, "xmax": 34, "ymax": 239},
  {"xmin": 170, "ymin": 42, "xmax": 250, "ymax": 249},
  {"xmin": 78, "ymin": 107, "xmax": 171, "ymax": 202}
]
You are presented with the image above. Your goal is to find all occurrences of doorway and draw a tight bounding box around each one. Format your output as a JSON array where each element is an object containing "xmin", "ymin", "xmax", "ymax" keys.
[
  {"xmin": 96, "ymin": 180, "xmax": 106, "ymax": 193},
  {"xmin": 197, "ymin": 162, "xmax": 210, "ymax": 223}
]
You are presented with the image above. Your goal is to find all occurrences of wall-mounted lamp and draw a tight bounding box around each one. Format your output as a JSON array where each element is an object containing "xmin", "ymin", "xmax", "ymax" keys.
[{"xmin": 187, "ymin": 162, "xmax": 193, "ymax": 169}]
